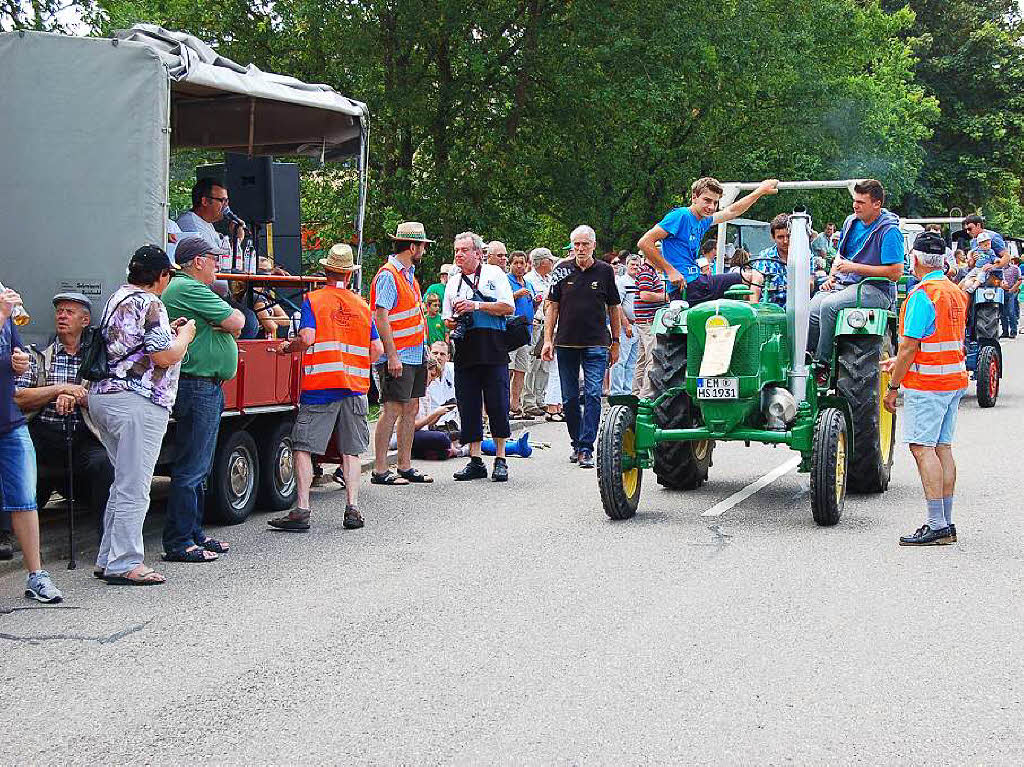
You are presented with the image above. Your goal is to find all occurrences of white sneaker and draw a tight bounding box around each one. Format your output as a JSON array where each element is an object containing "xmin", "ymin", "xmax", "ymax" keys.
[{"xmin": 25, "ymin": 570, "xmax": 64, "ymax": 604}]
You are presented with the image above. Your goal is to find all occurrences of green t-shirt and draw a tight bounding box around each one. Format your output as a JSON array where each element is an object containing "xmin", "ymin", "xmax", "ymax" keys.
[
  {"xmin": 162, "ymin": 272, "xmax": 238, "ymax": 381},
  {"xmin": 424, "ymin": 283, "xmax": 446, "ymax": 302},
  {"xmin": 425, "ymin": 312, "xmax": 446, "ymax": 345}
]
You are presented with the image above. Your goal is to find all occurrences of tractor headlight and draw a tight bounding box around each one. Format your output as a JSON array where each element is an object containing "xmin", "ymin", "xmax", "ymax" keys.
[
  {"xmin": 847, "ymin": 310, "xmax": 867, "ymax": 329},
  {"xmin": 983, "ymin": 290, "xmax": 996, "ymax": 301},
  {"xmin": 705, "ymin": 315, "xmax": 730, "ymax": 332}
]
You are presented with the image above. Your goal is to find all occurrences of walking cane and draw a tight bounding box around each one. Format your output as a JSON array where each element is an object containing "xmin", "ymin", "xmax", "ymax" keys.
[{"xmin": 63, "ymin": 414, "xmax": 77, "ymax": 570}]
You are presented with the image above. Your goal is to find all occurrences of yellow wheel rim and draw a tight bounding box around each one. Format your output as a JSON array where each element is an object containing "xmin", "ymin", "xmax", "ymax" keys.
[
  {"xmin": 835, "ymin": 429, "xmax": 847, "ymax": 505},
  {"xmin": 879, "ymin": 357, "xmax": 894, "ymax": 461},
  {"xmin": 693, "ymin": 440, "xmax": 710, "ymax": 461},
  {"xmin": 621, "ymin": 427, "xmax": 639, "ymax": 498}
]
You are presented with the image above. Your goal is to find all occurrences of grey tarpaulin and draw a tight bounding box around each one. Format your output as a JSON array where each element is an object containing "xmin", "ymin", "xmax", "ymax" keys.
[{"xmin": 0, "ymin": 27, "xmax": 368, "ymax": 347}]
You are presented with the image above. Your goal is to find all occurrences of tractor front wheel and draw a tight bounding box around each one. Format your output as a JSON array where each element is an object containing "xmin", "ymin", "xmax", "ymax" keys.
[
  {"xmin": 597, "ymin": 405, "xmax": 643, "ymax": 520},
  {"xmin": 836, "ymin": 334, "xmax": 894, "ymax": 493},
  {"xmin": 811, "ymin": 408, "xmax": 848, "ymax": 526},
  {"xmin": 976, "ymin": 345, "xmax": 1000, "ymax": 408},
  {"xmin": 648, "ymin": 334, "xmax": 713, "ymax": 490}
]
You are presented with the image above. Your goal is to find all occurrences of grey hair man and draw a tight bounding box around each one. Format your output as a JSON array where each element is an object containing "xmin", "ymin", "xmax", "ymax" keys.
[
  {"xmin": 522, "ymin": 247, "xmax": 556, "ymax": 414},
  {"xmin": 486, "ymin": 240, "xmax": 509, "ymax": 272},
  {"xmin": 883, "ymin": 231, "xmax": 969, "ymax": 546},
  {"xmin": 444, "ymin": 232, "xmax": 515, "ymax": 481}
]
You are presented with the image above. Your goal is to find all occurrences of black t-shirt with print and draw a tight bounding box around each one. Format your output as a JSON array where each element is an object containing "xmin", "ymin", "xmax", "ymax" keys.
[{"xmin": 548, "ymin": 258, "xmax": 621, "ymax": 347}]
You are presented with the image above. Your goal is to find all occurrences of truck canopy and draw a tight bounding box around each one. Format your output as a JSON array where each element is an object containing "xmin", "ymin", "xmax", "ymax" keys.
[{"xmin": 0, "ymin": 24, "xmax": 368, "ymax": 346}]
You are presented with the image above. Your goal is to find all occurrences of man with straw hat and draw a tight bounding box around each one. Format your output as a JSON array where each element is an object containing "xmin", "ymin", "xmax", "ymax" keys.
[
  {"xmin": 269, "ymin": 243, "xmax": 382, "ymax": 531},
  {"xmin": 369, "ymin": 221, "xmax": 434, "ymax": 487}
]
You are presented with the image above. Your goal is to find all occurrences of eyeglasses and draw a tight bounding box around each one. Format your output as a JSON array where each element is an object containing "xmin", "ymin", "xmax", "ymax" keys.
[{"xmin": 205, "ymin": 195, "xmax": 229, "ymax": 204}]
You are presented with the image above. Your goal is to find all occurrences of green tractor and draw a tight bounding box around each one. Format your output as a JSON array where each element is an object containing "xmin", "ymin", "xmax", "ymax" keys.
[{"xmin": 599, "ymin": 181, "xmax": 897, "ymax": 525}]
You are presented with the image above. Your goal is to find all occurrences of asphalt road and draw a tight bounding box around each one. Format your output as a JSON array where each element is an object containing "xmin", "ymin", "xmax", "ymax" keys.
[{"xmin": 3, "ymin": 340, "xmax": 1023, "ymax": 764}]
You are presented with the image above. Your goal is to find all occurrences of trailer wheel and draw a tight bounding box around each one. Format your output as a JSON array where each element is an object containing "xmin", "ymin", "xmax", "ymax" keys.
[
  {"xmin": 975, "ymin": 303, "xmax": 1001, "ymax": 340},
  {"xmin": 648, "ymin": 334, "xmax": 713, "ymax": 490},
  {"xmin": 597, "ymin": 405, "xmax": 643, "ymax": 520},
  {"xmin": 836, "ymin": 334, "xmax": 894, "ymax": 494},
  {"xmin": 976, "ymin": 345, "xmax": 1000, "ymax": 408},
  {"xmin": 207, "ymin": 428, "xmax": 259, "ymax": 525},
  {"xmin": 258, "ymin": 419, "xmax": 297, "ymax": 511},
  {"xmin": 811, "ymin": 407, "xmax": 847, "ymax": 526}
]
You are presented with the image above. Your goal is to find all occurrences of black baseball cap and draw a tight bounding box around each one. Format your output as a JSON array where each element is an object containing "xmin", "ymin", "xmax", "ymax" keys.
[
  {"xmin": 130, "ymin": 244, "xmax": 176, "ymax": 272},
  {"xmin": 913, "ymin": 231, "xmax": 946, "ymax": 256}
]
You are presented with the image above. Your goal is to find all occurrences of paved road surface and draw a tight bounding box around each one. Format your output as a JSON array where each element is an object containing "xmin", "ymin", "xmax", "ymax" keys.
[{"xmin": 3, "ymin": 341, "xmax": 1023, "ymax": 764}]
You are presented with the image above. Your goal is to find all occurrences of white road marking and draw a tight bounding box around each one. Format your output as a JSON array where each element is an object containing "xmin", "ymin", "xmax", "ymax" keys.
[{"xmin": 700, "ymin": 456, "xmax": 802, "ymax": 517}]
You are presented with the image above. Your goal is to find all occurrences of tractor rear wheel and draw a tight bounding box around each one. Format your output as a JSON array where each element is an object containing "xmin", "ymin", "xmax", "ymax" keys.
[
  {"xmin": 811, "ymin": 407, "xmax": 847, "ymax": 526},
  {"xmin": 648, "ymin": 334, "xmax": 713, "ymax": 490},
  {"xmin": 975, "ymin": 303, "xmax": 1001, "ymax": 340},
  {"xmin": 976, "ymin": 345, "xmax": 1000, "ymax": 408},
  {"xmin": 836, "ymin": 333, "xmax": 894, "ymax": 494},
  {"xmin": 597, "ymin": 405, "xmax": 643, "ymax": 520}
]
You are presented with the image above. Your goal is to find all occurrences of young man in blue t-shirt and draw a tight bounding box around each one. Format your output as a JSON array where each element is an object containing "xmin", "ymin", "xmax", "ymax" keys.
[{"xmin": 637, "ymin": 176, "xmax": 778, "ymax": 305}]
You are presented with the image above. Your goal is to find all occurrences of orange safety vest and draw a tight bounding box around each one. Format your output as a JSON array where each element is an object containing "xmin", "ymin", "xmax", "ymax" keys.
[
  {"xmin": 369, "ymin": 260, "xmax": 426, "ymax": 350},
  {"xmin": 898, "ymin": 278, "xmax": 969, "ymax": 391},
  {"xmin": 302, "ymin": 287, "xmax": 373, "ymax": 394}
]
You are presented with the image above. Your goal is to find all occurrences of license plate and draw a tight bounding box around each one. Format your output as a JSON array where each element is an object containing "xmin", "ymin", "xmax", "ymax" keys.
[{"xmin": 697, "ymin": 377, "xmax": 738, "ymax": 399}]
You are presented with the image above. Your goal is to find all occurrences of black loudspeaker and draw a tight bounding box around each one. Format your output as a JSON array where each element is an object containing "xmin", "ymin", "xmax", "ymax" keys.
[
  {"xmin": 196, "ymin": 154, "xmax": 275, "ymax": 224},
  {"xmin": 256, "ymin": 163, "xmax": 302, "ymax": 276}
]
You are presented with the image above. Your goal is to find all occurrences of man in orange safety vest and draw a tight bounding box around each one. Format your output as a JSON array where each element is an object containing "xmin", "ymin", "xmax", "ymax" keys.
[
  {"xmin": 884, "ymin": 231, "xmax": 969, "ymax": 546},
  {"xmin": 269, "ymin": 243, "xmax": 383, "ymax": 532}
]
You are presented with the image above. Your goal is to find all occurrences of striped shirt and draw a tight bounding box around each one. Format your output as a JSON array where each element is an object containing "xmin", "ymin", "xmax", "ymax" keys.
[
  {"xmin": 633, "ymin": 263, "xmax": 666, "ymax": 324},
  {"xmin": 15, "ymin": 339, "xmax": 85, "ymax": 431}
]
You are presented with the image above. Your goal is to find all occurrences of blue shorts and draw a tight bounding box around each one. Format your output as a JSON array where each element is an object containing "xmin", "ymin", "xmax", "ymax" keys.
[
  {"xmin": 901, "ymin": 388, "xmax": 966, "ymax": 446},
  {"xmin": 0, "ymin": 424, "xmax": 38, "ymax": 512}
]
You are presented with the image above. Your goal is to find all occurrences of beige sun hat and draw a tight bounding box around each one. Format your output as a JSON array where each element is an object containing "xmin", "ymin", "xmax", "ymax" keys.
[
  {"xmin": 388, "ymin": 221, "xmax": 436, "ymax": 243},
  {"xmin": 318, "ymin": 242, "xmax": 359, "ymax": 272}
]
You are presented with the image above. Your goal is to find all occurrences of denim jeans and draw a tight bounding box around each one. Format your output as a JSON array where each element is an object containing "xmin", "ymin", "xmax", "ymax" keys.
[
  {"xmin": 610, "ymin": 327, "xmax": 639, "ymax": 396},
  {"xmin": 1002, "ymin": 292, "xmax": 1019, "ymax": 335},
  {"xmin": 0, "ymin": 424, "xmax": 37, "ymax": 512},
  {"xmin": 807, "ymin": 282, "xmax": 892, "ymax": 362},
  {"xmin": 163, "ymin": 378, "xmax": 224, "ymax": 555},
  {"xmin": 556, "ymin": 346, "xmax": 608, "ymax": 453}
]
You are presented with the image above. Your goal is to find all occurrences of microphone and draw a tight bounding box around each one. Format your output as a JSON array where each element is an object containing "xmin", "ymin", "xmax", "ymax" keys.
[{"xmin": 222, "ymin": 205, "xmax": 245, "ymax": 228}]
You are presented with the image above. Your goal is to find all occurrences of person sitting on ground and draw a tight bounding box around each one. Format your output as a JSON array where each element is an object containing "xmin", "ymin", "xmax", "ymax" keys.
[
  {"xmin": 385, "ymin": 357, "xmax": 464, "ymax": 460},
  {"xmin": 426, "ymin": 340, "xmax": 460, "ymax": 434},
  {"xmin": 13, "ymin": 292, "xmax": 114, "ymax": 530}
]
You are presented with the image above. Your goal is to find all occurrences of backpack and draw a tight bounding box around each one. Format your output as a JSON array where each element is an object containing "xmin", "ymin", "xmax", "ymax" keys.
[{"xmin": 78, "ymin": 291, "xmax": 146, "ymax": 381}]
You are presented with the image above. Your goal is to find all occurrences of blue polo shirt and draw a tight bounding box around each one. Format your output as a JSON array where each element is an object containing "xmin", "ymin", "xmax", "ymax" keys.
[
  {"xmin": 657, "ymin": 206, "xmax": 715, "ymax": 278},
  {"xmin": 902, "ymin": 271, "xmax": 946, "ymax": 339},
  {"xmin": 508, "ymin": 273, "xmax": 535, "ymax": 321}
]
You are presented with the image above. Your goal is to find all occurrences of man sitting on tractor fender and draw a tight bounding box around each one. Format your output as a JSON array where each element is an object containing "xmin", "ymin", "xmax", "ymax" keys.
[
  {"xmin": 637, "ymin": 177, "xmax": 777, "ymax": 305},
  {"xmin": 807, "ymin": 179, "xmax": 903, "ymax": 367}
]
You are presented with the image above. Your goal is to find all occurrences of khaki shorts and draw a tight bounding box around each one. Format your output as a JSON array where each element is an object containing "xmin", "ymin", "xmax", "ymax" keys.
[
  {"xmin": 509, "ymin": 343, "xmax": 533, "ymax": 373},
  {"xmin": 375, "ymin": 362, "xmax": 426, "ymax": 403},
  {"xmin": 291, "ymin": 396, "xmax": 370, "ymax": 456}
]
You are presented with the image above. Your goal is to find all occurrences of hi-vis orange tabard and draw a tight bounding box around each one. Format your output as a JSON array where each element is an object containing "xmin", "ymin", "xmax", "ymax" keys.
[
  {"xmin": 369, "ymin": 260, "xmax": 426, "ymax": 351},
  {"xmin": 302, "ymin": 287, "xmax": 373, "ymax": 394},
  {"xmin": 898, "ymin": 278, "xmax": 969, "ymax": 391}
]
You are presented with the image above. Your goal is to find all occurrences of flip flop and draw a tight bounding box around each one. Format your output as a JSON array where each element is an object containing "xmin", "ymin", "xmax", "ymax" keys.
[
  {"xmin": 397, "ymin": 467, "xmax": 434, "ymax": 484},
  {"xmin": 105, "ymin": 566, "xmax": 166, "ymax": 586},
  {"xmin": 370, "ymin": 470, "xmax": 410, "ymax": 485}
]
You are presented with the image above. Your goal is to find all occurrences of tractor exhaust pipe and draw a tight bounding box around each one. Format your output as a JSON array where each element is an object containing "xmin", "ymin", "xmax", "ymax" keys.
[{"xmin": 787, "ymin": 209, "xmax": 812, "ymax": 404}]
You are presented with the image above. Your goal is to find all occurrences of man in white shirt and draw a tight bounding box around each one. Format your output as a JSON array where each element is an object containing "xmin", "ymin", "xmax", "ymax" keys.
[
  {"xmin": 176, "ymin": 178, "xmax": 245, "ymax": 254},
  {"xmin": 443, "ymin": 231, "xmax": 515, "ymax": 482},
  {"xmin": 522, "ymin": 247, "xmax": 555, "ymax": 415},
  {"xmin": 426, "ymin": 340, "xmax": 459, "ymax": 430}
]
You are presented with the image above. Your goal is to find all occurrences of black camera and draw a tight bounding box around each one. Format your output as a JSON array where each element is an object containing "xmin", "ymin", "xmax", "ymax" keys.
[{"xmin": 450, "ymin": 290, "xmax": 495, "ymax": 341}]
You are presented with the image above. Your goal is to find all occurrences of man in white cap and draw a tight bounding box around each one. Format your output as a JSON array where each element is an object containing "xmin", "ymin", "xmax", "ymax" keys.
[
  {"xmin": 270, "ymin": 243, "xmax": 383, "ymax": 531},
  {"xmin": 369, "ymin": 222, "xmax": 434, "ymax": 486},
  {"xmin": 13, "ymin": 291, "xmax": 114, "ymax": 538}
]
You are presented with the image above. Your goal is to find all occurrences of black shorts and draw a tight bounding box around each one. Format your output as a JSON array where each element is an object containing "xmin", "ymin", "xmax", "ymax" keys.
[
  {"xmin": 374, "ymin": 362, "xmax": 427, "ymax": 403},
  {"xmin": 684, "ymin": 272, "xmax": 744, "ymax": 305}
]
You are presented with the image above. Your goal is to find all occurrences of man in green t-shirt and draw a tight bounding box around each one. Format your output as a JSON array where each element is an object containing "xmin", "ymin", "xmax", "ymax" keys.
[
  {"xmin": 423, "ymin": 263, "xmax": 454, "ymax": 304},
  {"xmin": 160, "ymin": 236, "xmax": 244, "ymax": 563}
]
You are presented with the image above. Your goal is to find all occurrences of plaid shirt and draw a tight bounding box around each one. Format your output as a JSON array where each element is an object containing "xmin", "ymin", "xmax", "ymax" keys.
[
  {"xmin": 750, "ymin": 246, "xmax": 788, "ymax": 307},
  {"xmin": 15, "ymin": 339, "xmax": 85, "ymax": 430}
]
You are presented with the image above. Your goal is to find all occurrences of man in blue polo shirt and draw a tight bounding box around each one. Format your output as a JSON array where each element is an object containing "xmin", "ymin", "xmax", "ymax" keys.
[
  {"xmin": 806, "ymin": 178, "xmax": 904, "ymax": 365},
  {"xmin": 637, "ymin": 176, "xmax": 777, "ymax": 304}
]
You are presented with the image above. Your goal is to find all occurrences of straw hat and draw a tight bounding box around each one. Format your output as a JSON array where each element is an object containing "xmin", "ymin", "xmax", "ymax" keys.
[
  {"xmin": 388, "ymin": 221, "xmax": 435, "ymax": 243},
  {"xmin": 319, "ymin": 243, "xmax": 359, "ymax": 272}
]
